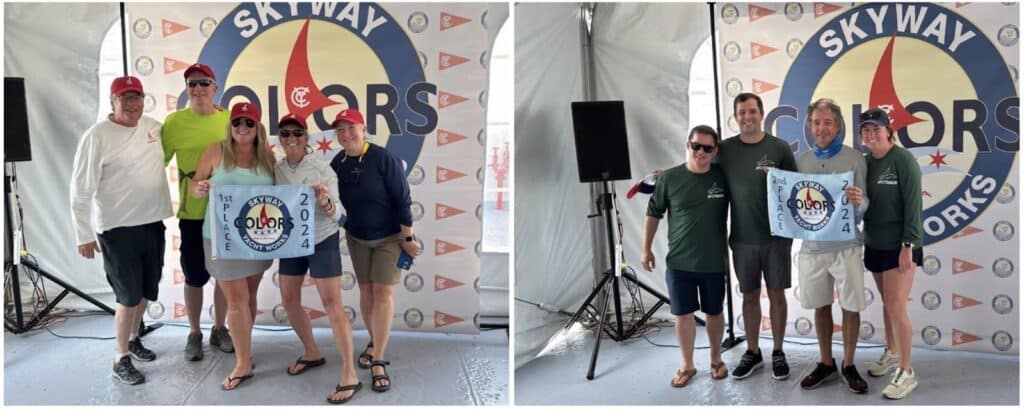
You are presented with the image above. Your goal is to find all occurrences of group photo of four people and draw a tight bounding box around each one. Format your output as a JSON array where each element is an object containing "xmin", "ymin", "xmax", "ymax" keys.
[{"xmin": 641, "ymin": 93, "xmax": 924, "ymax": 400}]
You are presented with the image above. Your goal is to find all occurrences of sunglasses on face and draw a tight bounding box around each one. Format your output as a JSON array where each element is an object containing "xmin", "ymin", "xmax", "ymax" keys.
[
  {"xmin": 187, "ymin": 79, "xmax": 214, "ymax": 88},
  {"xmin": 279, "ymin": 129, "xmax": 306, "ymax": 138},
  {"xmin": 689, "ymin": 142, "xmax": 716, "ymax": 153},
  {"xmin": 860, "ymin": 110, "xmax": 885, "ymax": 121},
  {"xmin": 231, "ymin": 118, "xmax": 255, "ymax": 128}
]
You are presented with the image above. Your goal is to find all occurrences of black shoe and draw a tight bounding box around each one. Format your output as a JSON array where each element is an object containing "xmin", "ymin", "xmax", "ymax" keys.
[
  {"xmin": 128, "ymin": 337, "xmax": 156, "ymax": 362},
  {"xmin": 800, "ymin": 358, "xmax": 839, "ymax": 389},
  {"xmin": 841, "ymin": 361, "xmax": 869, "ymax": 393},
  {"xmin": 771, "ymin": 350, "xmax": 789, "ymax": 380},
  {"xmin": 732, "ymin": 349, "xmax": 764, "ymax": 379},
  {"xmin": 112, "ymin": 355, "xmax": 146, "ymax": 385}
]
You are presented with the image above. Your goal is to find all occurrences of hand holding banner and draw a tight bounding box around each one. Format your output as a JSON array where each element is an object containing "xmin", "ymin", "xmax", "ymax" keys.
[
  {"xmin": 767, "ymin": 168, "xmax": 855, "ymax": 241},
  {"xmin": 209, "ymin": 184, "xmax": 316, "ymax": 260}
]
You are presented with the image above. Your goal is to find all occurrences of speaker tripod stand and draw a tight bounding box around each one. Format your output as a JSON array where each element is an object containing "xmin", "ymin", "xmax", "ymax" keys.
[{"xmin": 564, "ymin": 182, "xmax": 699, "ymax": 380}]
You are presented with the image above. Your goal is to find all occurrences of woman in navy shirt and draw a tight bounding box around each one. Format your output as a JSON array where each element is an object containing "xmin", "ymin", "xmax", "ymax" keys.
[{"xmin": 330, "ymin": 108, "xmax": 421, "ymax": 393}]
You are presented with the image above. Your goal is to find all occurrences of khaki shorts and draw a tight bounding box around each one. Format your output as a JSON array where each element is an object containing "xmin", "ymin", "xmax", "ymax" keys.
[
  {"xmin": 797, "ymin": 246, "xmax": 865, "ymax": 312},
  {"xmin": 347, "ymin": 233, "xmax": 403, "ymax": 285}
]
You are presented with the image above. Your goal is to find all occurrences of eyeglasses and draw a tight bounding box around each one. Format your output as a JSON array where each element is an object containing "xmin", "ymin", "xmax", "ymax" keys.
[
  {"xmin": 231, "ymin": 118, "xmax": 255, "ymax": 128},
  {"xmin": 116, "ymin": 94, "xmax": 144, "ymax": 102},
  {"xmin": 689, "ymin": 142, "xmax": 716, "ymax": 153},
  {"xmin": 187, "ymin": 79, "xmax": 214, "ymax": 88},
  {"xmin": 279, "ymin": 129, "xmax": 305, "ymax": 138}
]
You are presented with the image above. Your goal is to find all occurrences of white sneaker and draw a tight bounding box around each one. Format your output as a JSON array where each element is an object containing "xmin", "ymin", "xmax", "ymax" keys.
[
  {"xmin": 882, "ymin": 367, "xmax": 918, "ymax": 399},
  {"xmin": 868, "ymin": 349, "xmax": 900, "ymax": 377}
]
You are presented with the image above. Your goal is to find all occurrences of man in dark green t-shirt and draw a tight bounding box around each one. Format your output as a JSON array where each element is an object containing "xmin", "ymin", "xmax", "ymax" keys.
[
  {"xmin": 642, "ymin": 125, "xmax": 730, "ymax": 387},
  {"xmin": 717, "ymin": 93, "xmax": 797, "ymax": 380}
]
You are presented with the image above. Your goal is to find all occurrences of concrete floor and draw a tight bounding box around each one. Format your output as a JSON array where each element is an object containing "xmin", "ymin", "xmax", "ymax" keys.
[
  {"xmin": 4, "ymin": 314, "xmax": 508, "ymax": 405},
  {"xmin": 516, "ymin": 324, "xmax": 1018, "ymax": 405}
]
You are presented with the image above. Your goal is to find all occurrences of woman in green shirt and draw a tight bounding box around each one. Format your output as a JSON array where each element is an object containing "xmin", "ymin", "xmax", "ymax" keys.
[{"xmin": 856, "ymin": 108, "xmax": 923, "ymax": 400}]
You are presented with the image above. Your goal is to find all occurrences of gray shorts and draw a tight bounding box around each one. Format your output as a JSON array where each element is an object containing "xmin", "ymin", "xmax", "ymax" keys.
[
  {"xmin": 731, "ymin": 239, "xmax": 792, "ymax": 293},
  {"xmin": 203, "ymin": 238, "xmax": 272, "ymax": 282}
]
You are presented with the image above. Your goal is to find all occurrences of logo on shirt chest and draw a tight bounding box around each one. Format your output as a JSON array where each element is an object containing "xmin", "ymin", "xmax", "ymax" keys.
[
  {"xmin": 707, "ymin": 181, "xmax": 725, "ymax": 199},
  {"xmin": 146, "ymin": 132, "xmax": 157, "ymax": 144},
  {"xmin": 876, "ymin": 167, "xmax": 898, "ymax": 185},
  {"xmin": 755, "ymin": 154, "xmax": 776, "ymax": 170}
]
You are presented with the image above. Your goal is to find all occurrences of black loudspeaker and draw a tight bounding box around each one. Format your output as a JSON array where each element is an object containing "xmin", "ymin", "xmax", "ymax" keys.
[
  {"xmin": 5, "ymin": 77, "xmax": 32, "ymax": 162},
  {"xmin": 570, "ymin": 100, "xmax": 631, "ymax": 182}
]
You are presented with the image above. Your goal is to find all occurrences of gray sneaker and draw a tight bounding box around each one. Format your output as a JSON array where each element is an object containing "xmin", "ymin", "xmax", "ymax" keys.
[
  {"xmin": 210, "ymin": 326, "xmax": 235, "ymax": 353},
  {"xmin": 185, "ymin": 331, "xmax": 204, "ymax": 361},
  {"xmin": 128, "ymin": 337, "xmax": 156, "ymax": 362},
  {"xmin": 112, "ymin": 355, "xmax": 145, "ymax": 385}
]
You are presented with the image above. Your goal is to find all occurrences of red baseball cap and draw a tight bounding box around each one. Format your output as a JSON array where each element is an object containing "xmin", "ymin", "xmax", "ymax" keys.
[
  {"xmin": 278, "ymin": 113, "xmax": 307, "ymax": 130},
  {"xmin": 183, "ymin": 63, "xmax": 216, "ymax": 80},
  {"xmin": 110, "ymin": 76, "xmax": 144, "ymax": 96},
  {"xmin": 230, "ymin": 102, "xmax": 260, "ymax": 124},
  {"xmin": 332, "ymin": 108, "xmax": 365, "ymax": 128}
]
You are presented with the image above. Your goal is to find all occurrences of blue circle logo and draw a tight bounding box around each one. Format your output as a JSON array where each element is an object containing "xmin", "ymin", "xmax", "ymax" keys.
[{"xmin": 771, "ymin": 3, "xmax": 1018, "ymax": 246}]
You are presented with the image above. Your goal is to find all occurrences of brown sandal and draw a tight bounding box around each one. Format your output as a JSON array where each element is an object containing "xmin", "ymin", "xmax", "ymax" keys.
[
  {"xmin": 711, "ymin": 362, "xmax": 728, "ymax": 380},
  {"xmin": 670, "ymin": 368, "xmax": 697, "ymax": 387}
]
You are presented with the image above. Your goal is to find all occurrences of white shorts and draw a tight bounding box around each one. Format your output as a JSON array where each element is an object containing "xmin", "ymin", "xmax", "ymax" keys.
[{"xmin": 797, "ymin": 246, "xmax": 865, "ymax": 312}]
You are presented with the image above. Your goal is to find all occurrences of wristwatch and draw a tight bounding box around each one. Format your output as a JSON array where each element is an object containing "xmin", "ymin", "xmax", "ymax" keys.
[{"xmin": 902, "ymin": 242, "xmax": 913, "ymax": 248}]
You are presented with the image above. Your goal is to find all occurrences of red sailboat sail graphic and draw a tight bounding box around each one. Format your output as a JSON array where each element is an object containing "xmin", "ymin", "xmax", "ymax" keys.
[
  {"xmin": 869, "ymin": 36, "xmax": 926, "ymax": 131},
  {"xmin": 285, "ymin": 18, "xmax": 341, "ymax": 120}
]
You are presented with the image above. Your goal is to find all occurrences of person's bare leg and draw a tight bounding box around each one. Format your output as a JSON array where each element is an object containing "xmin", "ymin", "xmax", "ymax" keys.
[
  {"xmin": 742, "ymin": 290, "xmax": 761, "ymax": 354},
  {"xmin": 184, "ymin": 285, "xmax": 204, "ymax": 333},
  {"xmin": 357, "ymin": 283, "xmax": 374, "ymax": 366},
  {"xmin": 676, "ymin": 313, "xmax": 696, "ymax": 371},
  {"xmin": 213, "ymin": 281, "xmax": 228, "ymax": 328},
  {"xmin": 130, "ymin": 299, "xmax": 149, "ymax": 339},
  {"xmin": 114, "ymin": 303, "xmax": 135, "ymax": 359},
  {"xmin": 370, "ymin": 283, "xmax": 395, "ymax": 389},
  {"xmin": 842, "ymin": 309, "xmax": 860, "ymax": 365},
  {"xmin": 767, "ymin": 289, "xmax": 787, "ymax": 353},
  {"xmin": 884, "ymin": 267, "xmax": 915, "ymax": 370},
  {"xmin": 706, "ymin": 313, "xmax": 725, "ymax": 367},
  {"xmin": 316, "ymin": 277, "xmax": 360, "ymax": 401},
  {"xmin": 280, "ymin": 275, "xmax": 321, "ymax": 372},
  {"xmin": 814, "ymin": 306, "xmax": 833, "ymax": 364},
  {"xmin": 219, "ymin": 278, "xmax": 254, "ymax": 389},
  {"xmin": 872, "ymin": 272, "xmax": 894, "ymax": 350}
]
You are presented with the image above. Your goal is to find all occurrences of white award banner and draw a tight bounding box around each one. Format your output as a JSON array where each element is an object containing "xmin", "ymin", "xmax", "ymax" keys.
[
  {"xmin": 209, "ymin": 185, "xmax": 315, "ymax": 260},
  {"xmin": 716, "ymin": 2, "xmax": 1019, "ymax": 353},
  {"xmin": 129, "ymin": 2, "xmax": 492, "ymax": 334},
  {"xmin": 768, "ymin": 169, "xmax": 856, "ymax": 241}
]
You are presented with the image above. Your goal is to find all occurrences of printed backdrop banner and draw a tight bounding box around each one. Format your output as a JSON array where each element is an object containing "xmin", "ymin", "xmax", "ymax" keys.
[
  {"xmin": 767, "ymin": 169, "xmax": 856, "ymax": 241},
  {"xmin": 210, "ymin": 185, "xmax": 315, "ymax": 260},
  {"xmin": 716, "ymin": 2, "xmax": 1019, "ymax": 353},
  {"xmin": 128, "ymin": 2, "xmax": 492, "ymax": 334}
]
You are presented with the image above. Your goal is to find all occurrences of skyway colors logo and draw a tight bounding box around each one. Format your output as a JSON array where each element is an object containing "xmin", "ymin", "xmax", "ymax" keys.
[{"xmin": 770, "ymin": 3, "xmax": 1018, "ymax": 245}]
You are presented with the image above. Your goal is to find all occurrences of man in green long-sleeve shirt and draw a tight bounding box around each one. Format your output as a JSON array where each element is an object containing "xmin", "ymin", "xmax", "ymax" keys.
[
  {"xmin": 717, "ymin": 93, "xmax": 797, "ymax": 380},
  {"xmin": 642, "ymin": 125, "xmax": 730, "ymax": 387}
]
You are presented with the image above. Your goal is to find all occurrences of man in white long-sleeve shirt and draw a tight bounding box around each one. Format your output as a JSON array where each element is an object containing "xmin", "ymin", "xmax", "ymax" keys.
[{"xmin": 70, "ymin": 76, "xmax": 171, "ymax": 385}]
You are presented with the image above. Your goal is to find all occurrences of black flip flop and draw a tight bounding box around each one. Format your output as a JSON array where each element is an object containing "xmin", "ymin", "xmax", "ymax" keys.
[
  {"xmin": 287, "ymin": 356, "xmax": 326, "ymax": 376},
  {"xmin": 221, "ymin": 373, "xmax": 254, "ymax": 391},
  {"xmin": 370, "ymin": 360, "xmax": 392, "ymax": 392},
  {"xmin": 327, "ymin": 381, "xmax": 363, "ymax": 404},
  {"xmin": 358, "ymin": 343, "xmax": 374, "ymax": 369}
]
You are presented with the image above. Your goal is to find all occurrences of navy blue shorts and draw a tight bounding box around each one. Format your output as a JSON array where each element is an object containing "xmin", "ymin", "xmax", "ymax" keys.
[
  {"xmin": 178, "ymin": 219, "xmax": 211, "ymax": 287},
  {"xmin": 279, "ymin": 232, "xmax": 342, "ymax": 278},
  {"xmin": 665, "ymin": 268, "xmax": 726, "ymax": 316}
]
